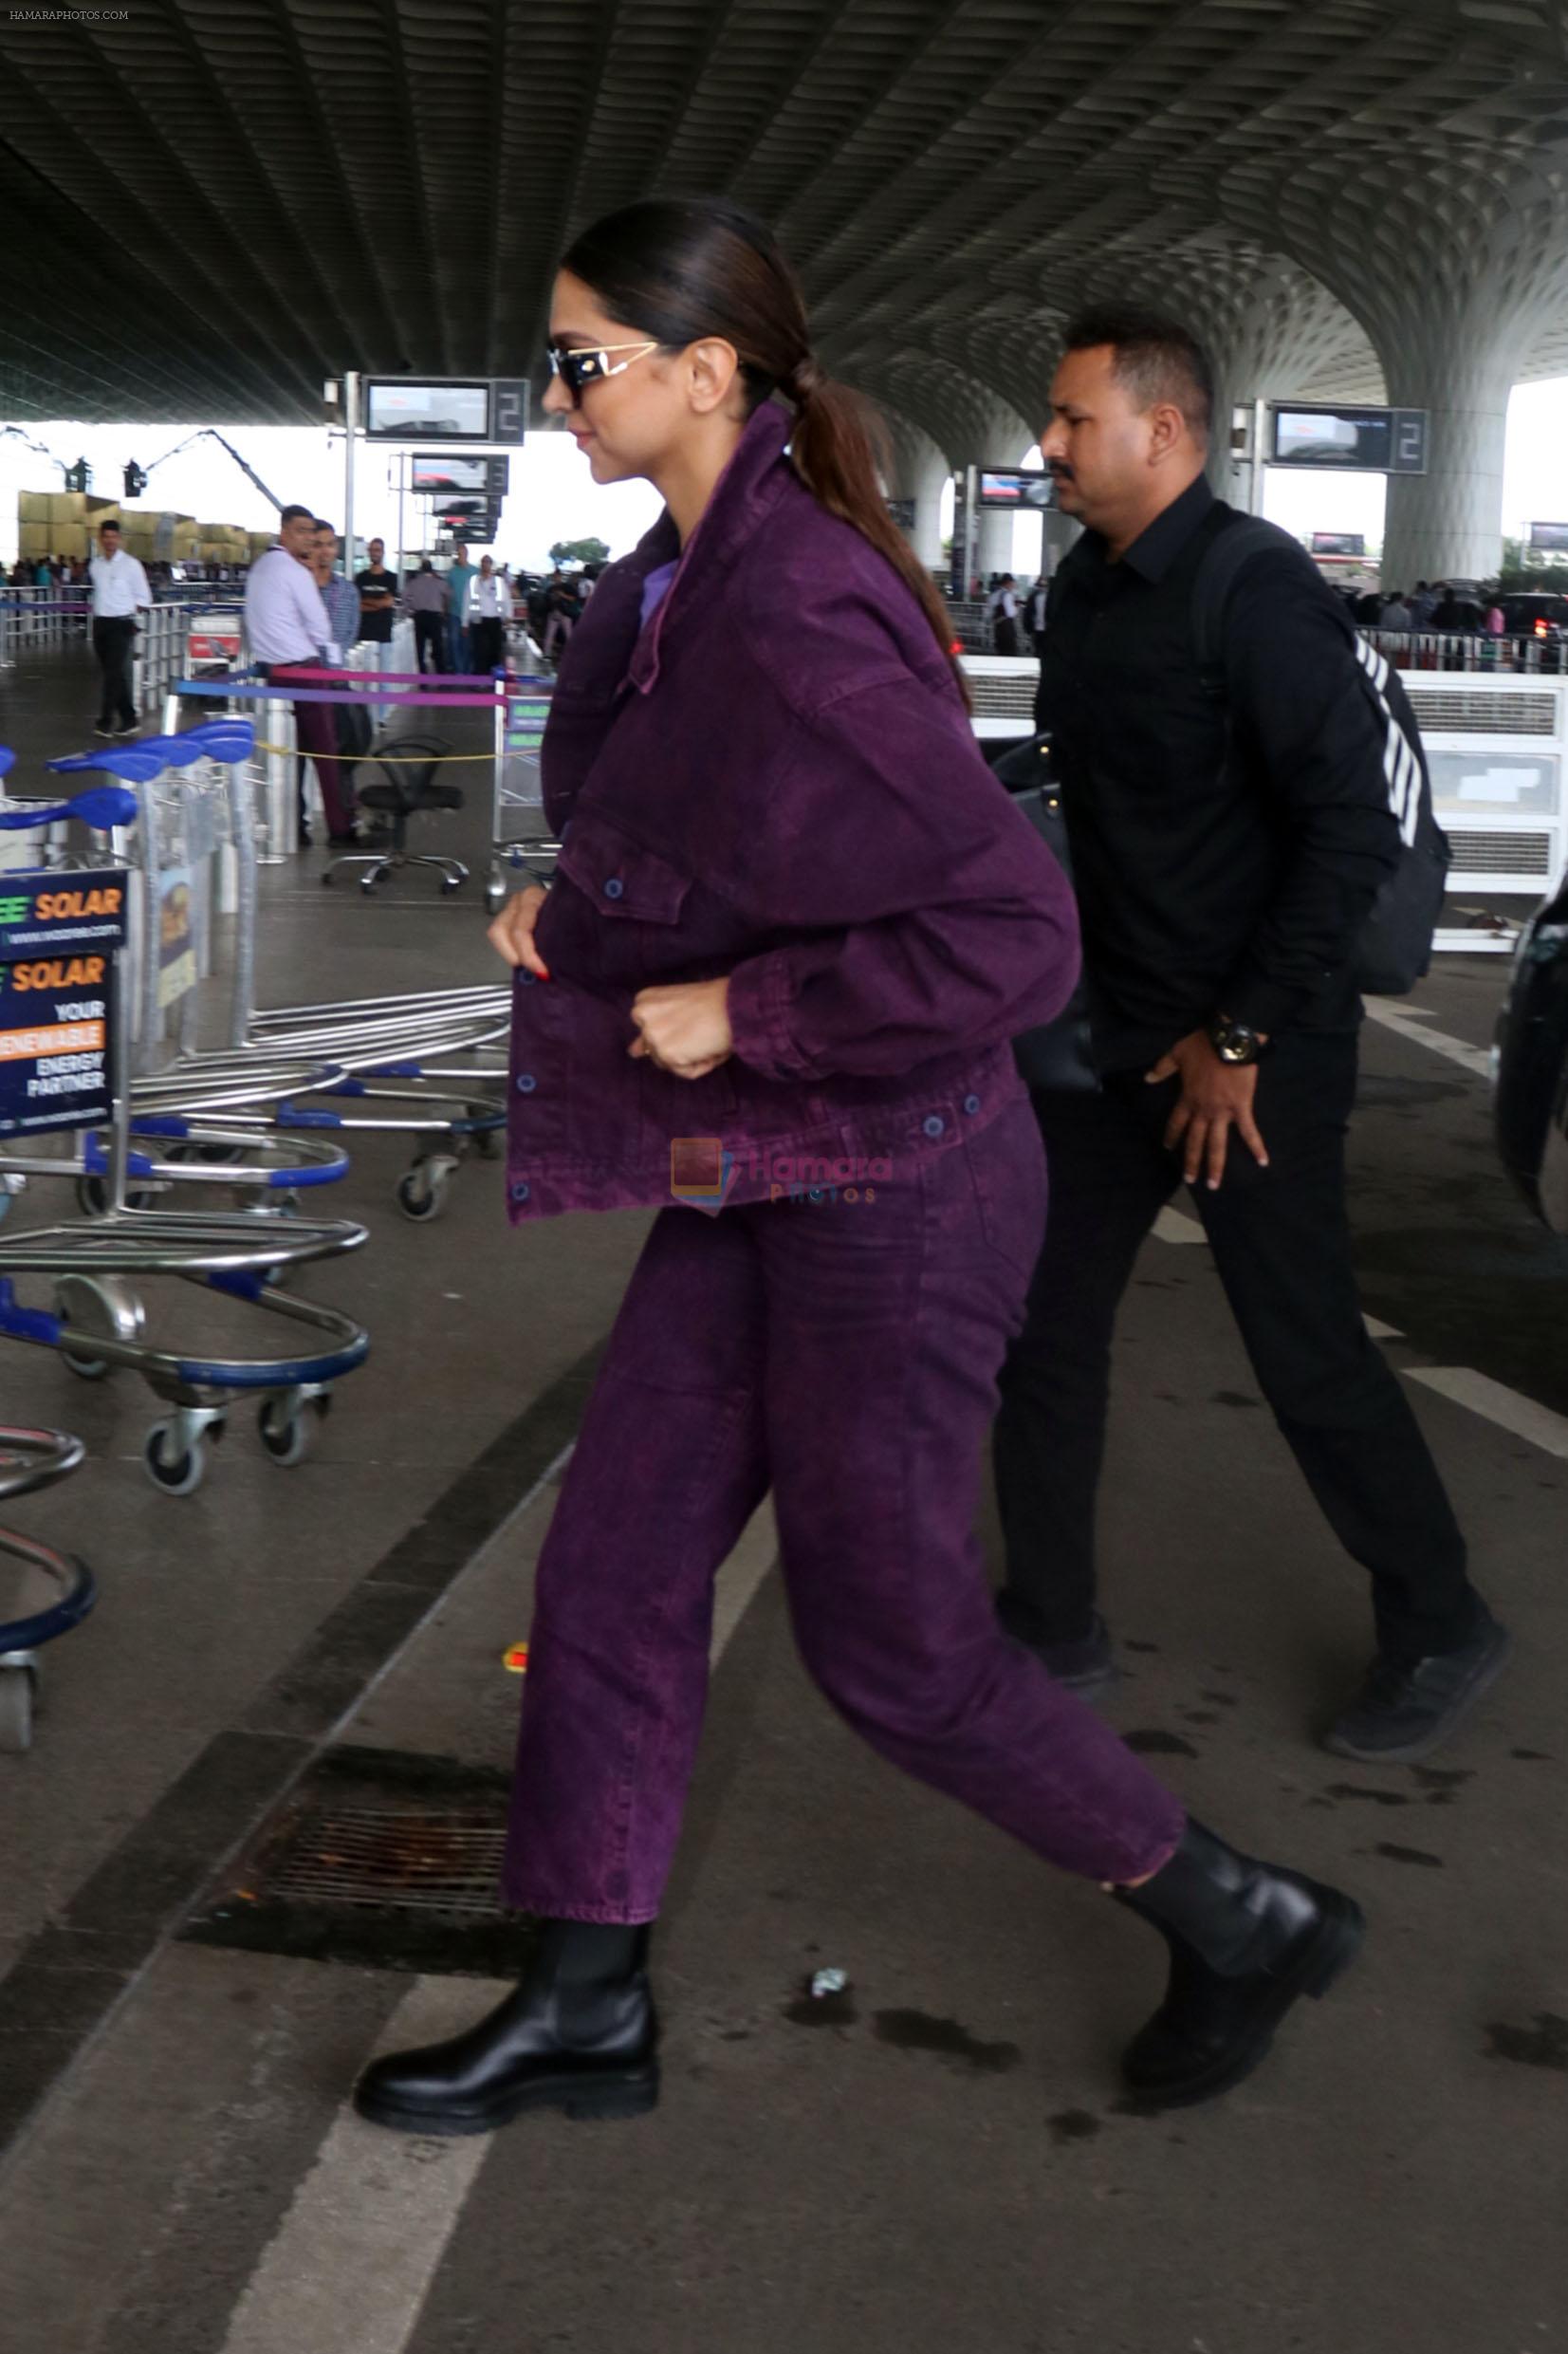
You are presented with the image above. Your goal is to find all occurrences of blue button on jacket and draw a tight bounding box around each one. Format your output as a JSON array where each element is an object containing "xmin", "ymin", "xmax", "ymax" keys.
[{"xmin": 506, "ymin": 401, "xmax": 1079, "ymax": 1221}]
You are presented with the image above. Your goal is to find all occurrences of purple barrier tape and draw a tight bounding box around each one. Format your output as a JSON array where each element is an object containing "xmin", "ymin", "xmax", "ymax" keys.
[
  {"xmin": 175, "ymin": 678, "xmax": 510, "ymax": 707},
  {"xmin": 285, "ymin": 667, "xmax": 507, "ymax": 686}
]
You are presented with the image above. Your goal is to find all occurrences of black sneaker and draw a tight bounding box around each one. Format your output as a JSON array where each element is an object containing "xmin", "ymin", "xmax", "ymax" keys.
[
  {"xmin": 114, "ymin": 720, "xmax": 140, "ymax": 737},
  {"xmin": 998, "ymin": 1599, "xmax": 1117, "ymax": 1695},
  {"xmin": 93, "ymin": 724, "xmax": 116, "ymax": 739},
  {"xmin": 1323, "ymin": 1609, "xmax": 1511, "ymax": 1764}
]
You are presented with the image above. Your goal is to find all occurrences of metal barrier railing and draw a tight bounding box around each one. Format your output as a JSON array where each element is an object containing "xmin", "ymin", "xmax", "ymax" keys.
[
  {"xmin": 0, "ymin": 584, "xmax": 91, "ymax": 667},
  {"xmin": 1365, "ymin": 629, "xmax": 1568, "ymax": 677}
]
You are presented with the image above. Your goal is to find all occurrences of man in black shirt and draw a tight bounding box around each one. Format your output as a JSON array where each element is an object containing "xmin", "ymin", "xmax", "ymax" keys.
[
  {"xmin": 994, "ymin": 307, "xmax": 1505, "ymax": 1763},
  {"xmin": 354, "ymin": 537, "xmax": 398, "ymax": 644}
]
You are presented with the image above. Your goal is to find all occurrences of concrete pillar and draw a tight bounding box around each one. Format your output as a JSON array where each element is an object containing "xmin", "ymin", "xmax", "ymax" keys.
[
  {"xmin": 881, "ymin": 418, "xmax": 950, "ymax": 571},
  {"xmin": 1216, "ymin": 158, "xmax": 1568, "ymax": 586},
  {"xmin": 1042, "ymin": 510, "xmax": 1081, "ymax": 577},
  {"xmin": 1378, "ymin": 335, "xmax": 1517, "ymax": 589},
  {"xmin": 974, "ymin": 505, "xmax": 1015, "ymax": 582}
]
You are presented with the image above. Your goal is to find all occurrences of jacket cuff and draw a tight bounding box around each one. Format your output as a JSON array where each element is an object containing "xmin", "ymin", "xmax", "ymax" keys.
[{"xmin": 726, "ymin": 950, "xmax": 817, "ymax": 1083}]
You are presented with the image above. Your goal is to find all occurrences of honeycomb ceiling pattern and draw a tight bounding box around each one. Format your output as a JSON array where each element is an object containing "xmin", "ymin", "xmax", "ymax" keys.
[{"xmin": 3, "ymin": 0, "xmax": 1567, "ymax": 455}]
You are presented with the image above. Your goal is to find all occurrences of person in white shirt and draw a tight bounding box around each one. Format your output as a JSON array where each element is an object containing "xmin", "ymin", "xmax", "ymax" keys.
[
  {"xmin": 465, "ymin": 553, "xmax": 510, "ymax": 673},
  {"xmin": 985, "ymin": 571, "xmax": 1021, "ymax": 657},
  {"xmin": 243, "ymin": 504, "xmax": 357, "ymax": 841},
  {"xmin": 89, "ymin": 520, "xmax": 152, "ymax": 737}
]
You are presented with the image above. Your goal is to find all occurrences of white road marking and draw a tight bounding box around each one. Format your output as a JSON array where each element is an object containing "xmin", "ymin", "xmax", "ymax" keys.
[
  {"xmin": 1363, "ymin": 1000, "xmax": 1493, "ymax": 1080},
  {"xmin": 1153, "ymin": 1206, "xmax": 1206, "ymax": 1244},
  {"xmin": 217, "ymin": 1977, "xmax": 499, "ymax": 2354},
  {"xmin": 1407, "ymin": 1367, "xmax": 1568, "ymax": 1460},
  {"xmin": 216, "ymin": 1500, "xmax": 778, "ymax": 2354},
  {"xmin": 1363, "ymin": 1314, "xmax": 1404, "ymax": 1341}
]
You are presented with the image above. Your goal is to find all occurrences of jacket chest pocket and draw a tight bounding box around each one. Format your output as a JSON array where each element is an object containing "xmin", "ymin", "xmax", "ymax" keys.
[
  {"xmin": 557, "ymin": 809, "xmax": 692, "ymax": 928},
  {"xmin": 556, "ymin": 810, "xmax": 740, "ymax": 1133}
]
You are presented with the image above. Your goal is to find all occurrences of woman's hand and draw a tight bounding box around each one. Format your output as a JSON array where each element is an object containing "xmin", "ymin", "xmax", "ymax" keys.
[
  {"xmin": 488, "ymin": 884, "xmax": 551, "ymax": 978},
  {"xmin": 629, "ymin": 979, "xmax": 733, "ymax": 1080}
]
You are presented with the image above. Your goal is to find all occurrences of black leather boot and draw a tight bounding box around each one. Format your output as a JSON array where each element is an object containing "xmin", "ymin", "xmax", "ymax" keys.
[
  {"xmin": 354, "ymin": 1919, "xmax": 658, "ymax": 2137},
  {"xmin": 1112, "ymin": 1821, "xmax": 1364, "ymax": 2108}
]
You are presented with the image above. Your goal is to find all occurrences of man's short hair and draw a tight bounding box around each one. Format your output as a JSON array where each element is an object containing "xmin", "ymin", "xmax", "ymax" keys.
[
  {"xmin": 98, "ymin": 519, "xmax": 120, "ymax": 532},
  {"xmin": 313, "ymin": 518, "xmax": 336, "ymax": 534},
  {"xmin": 1061, "ymin": 306, "xmax": 1214, "ymax": 443},
  {"xmin": 280, "ymin": 503, "xmax": 315, "ymax": 528}
]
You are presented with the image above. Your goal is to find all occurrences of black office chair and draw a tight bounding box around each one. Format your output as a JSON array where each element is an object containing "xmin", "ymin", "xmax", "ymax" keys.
[{"xmin": 323, "ymin": 731, "xmax": 469, "ymax": 896}]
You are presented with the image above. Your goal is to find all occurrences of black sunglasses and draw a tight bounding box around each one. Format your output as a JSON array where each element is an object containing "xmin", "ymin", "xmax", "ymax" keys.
[{"xmin": 546, "ymin": 339, "xmax": 660, "ymax": 403}]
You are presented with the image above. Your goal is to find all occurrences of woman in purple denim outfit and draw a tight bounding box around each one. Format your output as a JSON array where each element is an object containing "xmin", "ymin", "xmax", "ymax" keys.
[{"xmin": 357, "ymin": 200, "xmax": 1363, "ymax": 2140}]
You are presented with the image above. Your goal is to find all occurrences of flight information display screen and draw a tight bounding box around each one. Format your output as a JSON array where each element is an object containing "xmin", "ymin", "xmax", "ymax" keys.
[
  {"xmin": 1269, "ymin": 406, "xmax": 1427, "ymax": 474},
  {"xmin": 977, "ymin": 469, "xmax": 1057, "ymax": 510},
  {"xmin": 365, "ymin": 380, "xmax": 490, "ymax": 440}
]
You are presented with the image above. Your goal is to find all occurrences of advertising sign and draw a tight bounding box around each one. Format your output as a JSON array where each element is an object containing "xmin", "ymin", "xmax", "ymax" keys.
[
  {"xmin": 186, "ymin": 608, "xmax": 244, "ymax": 666},
  {"xmin": 1268, "ymin": 405, "xmax": 1428, "ymax": 474},
  {"xmin": 1526, "ymin": 522, "xmax": 1568, "ymax": 553},
  {"xmin": 950, "ymin": 468, "xmax": 970, "ymax": 592},
  {"xmin": 157, "ymin": 866, "xmax": 196, "ymax": 1010},
  {"xmin": 0, "ymin": 869, "xmax": 126, "ymax": 1138},
  {"xmin": 1311, "ymin": 531, "xmax": 1367, "ymax": 557}
]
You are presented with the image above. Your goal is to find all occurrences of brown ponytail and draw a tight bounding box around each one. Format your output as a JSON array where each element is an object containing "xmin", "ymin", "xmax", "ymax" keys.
[
  {"xmin": 784, "ymin": 366, "xmax": 969, "ymax": 706},
  {"xmin": 561, "ymin": 198, "xmax": 968, "ymax": 699}
]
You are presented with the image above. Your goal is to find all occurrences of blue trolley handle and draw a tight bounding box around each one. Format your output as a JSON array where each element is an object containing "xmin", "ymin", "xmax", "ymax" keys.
[{"xmin": 0, "ymin": 786, "xmax": 140, "ymax": 830}]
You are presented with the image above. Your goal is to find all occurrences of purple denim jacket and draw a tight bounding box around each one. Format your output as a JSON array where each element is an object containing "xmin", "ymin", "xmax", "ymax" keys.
[{"xmin": 506, "ymin": 401, "xmax": 1079, "ymax": 1221}]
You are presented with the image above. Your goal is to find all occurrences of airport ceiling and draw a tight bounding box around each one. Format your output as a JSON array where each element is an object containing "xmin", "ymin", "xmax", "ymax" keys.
[{"xmin": 5, "ymin": 0, "xmax": 1568, "ymax": 454}]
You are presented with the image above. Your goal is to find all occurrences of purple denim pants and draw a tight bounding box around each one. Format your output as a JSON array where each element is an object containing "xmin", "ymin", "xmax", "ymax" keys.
[{"xmin": 502, "ymin": 1094, "xmax": 1185, "ymax": 1919}]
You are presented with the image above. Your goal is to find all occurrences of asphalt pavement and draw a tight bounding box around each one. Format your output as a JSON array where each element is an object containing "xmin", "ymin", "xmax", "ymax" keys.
[{"xmin": 0, "ymin": 646, "xmax": 1563, "ymax": 2354}]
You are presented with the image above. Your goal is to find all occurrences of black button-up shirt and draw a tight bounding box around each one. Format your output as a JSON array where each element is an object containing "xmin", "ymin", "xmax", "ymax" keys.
[{"xmin": 1041, "ymin": 474, "xmax": 1402, "ymax": 1071}]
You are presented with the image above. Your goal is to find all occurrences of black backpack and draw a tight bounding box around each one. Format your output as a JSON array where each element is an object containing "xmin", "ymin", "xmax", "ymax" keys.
[{"xmin": 1190, "ymin": 514, "xmax": 1450, "ymax": 998}]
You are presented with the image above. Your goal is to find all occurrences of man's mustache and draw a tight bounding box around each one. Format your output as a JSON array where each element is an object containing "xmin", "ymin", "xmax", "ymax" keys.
[{"xmin": 1047, "ymin": 461, "xmax": 1076, "ymax": 483}]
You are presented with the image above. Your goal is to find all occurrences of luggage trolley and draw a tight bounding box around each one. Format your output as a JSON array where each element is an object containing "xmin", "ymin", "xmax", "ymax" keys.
[
  {"xmin": 487, "ymin": 673, "xmax": 563, "ymax": 917},
  {"xmin": 0, "ymin": 815, "xmax": 371, "ymax": 1495},
  {"xmin": 208, "ymin": 1009, "xmax": 512, "ymax": 1222},
  {"xmin": 0, "ymin": 1423, "xmax": 94, "ymax": 1753},
  {"xmin": 15, "ymin": 732, "xmax": 357, "ymax": 1221},
  {"xmin": 203, "ymin": 765, "xmax": 519, "ymax": 1219}
]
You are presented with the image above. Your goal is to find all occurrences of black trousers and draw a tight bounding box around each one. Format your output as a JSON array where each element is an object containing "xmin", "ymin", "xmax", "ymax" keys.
[
  {"xmin": 413, "ymin": 611, "xmax": 448, "ymax": 673},
  {"xmin": 993, "ymin": 1031, "xmax": 1479, "ymax": 1666},
  {"xmin": 470, "ymin": 616, "xmax": 504, "ymax": 672},
  {"xmin": 92, "ymin": 615, "xmax": 138, "ymax": 727},
  {"xmin": 994, "ymin": 615, "xmax": 1021, "ymax": 657}
]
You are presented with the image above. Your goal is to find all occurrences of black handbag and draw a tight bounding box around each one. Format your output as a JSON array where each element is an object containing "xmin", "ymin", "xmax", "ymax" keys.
[{"xmin": 990, "ymin": 733, "xmax": 1099, "ymax": 1093}]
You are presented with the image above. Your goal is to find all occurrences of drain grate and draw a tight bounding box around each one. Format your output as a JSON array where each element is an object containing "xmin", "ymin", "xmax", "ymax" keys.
[
  {"xmin": 180, "ymin": 1745, "xmax": 538, "ymax": 1977},
  {"xmin": 268, "ymin": 1807, "xmax": 507, "ymax": 1917}
]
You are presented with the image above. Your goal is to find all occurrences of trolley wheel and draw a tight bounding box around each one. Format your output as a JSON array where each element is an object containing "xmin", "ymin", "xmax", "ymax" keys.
[
  {"xmin": 359, "ymin": 874, "xmax": 378, "ymax": 896},
  {"xmin": 55, "ymin": 1273, "xmax": 144, "ymax": 1381},
  {"xmin": 473, "ymin": 1125, "xmax": 502, "ymax": 1161},
  {"xmin": 75, "ymin": 1175, "xmax": 154, "ymax": 1216},
  {"xmin": 440, "ymin": 876, "xmax": 463, "ymax": 896},
  {"xmin": 257, "ymin": 1397, "xmax": 317, "ymax": 1467},
  {"xmin": 0, "ymin": 1664, "xmax": 36, "ymax": 1753},
  {"xmin": 396, "ymin": 1165, "xmax": 450, "ymax": 1222},
  {"xmin": 321, "ymin": 871, "xmax": 334, "ymax": 886},
  {"xmin": 485, "ymin": 880, "xmax": 507, "ymax": 918},
  {"xmin": 143, "ymin": 1421, "xmax": 207, "ymax": 1496}
]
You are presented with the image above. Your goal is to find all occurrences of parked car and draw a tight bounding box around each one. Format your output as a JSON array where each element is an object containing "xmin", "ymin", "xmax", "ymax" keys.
[
  {"xmin": 1499, "ymin": 593, "xmax": 1568, "ymax": 638},
  {"xmin": 1493, "ymin": 864, "xmax": 1568, "ymax": 1233}
]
